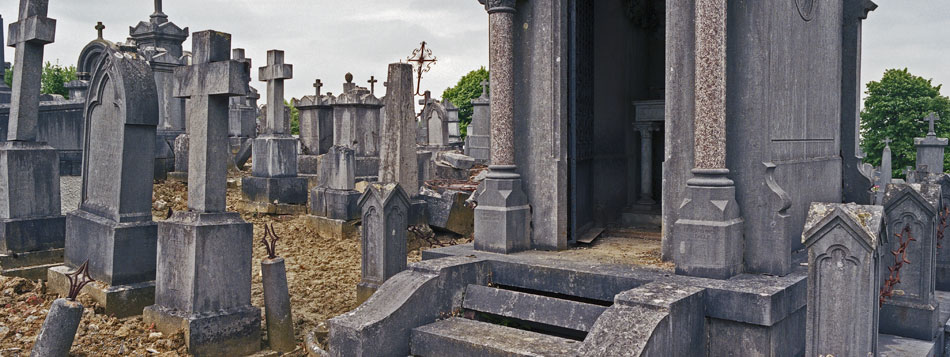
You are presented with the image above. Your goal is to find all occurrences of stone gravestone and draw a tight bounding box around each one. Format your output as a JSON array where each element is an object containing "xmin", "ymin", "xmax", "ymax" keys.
[
  {"xmin": 802, "ymin": 203, "xmax": 883, "ymax": 357},
  {"xmin": 142, "ymin": 30, "xmax": 260, "ymax": 356},
  {"xmin": 932, "ymin": 174, "xmax": 950, "ymax": 291},
  {"xmin": 916, "ymin": 113, "xmax": 948, "ymax": 176},
  {"xmin": 48, "ymin": 47, "xmax": 159, "ymax": 318},
  {"xmin": 0, "ymin": 0, "xmax": 65, "ymax": 280},
  {"xmin": 331, "ymin": 73, "xmax": 383, "ymax": 182},
  {"xmin": 880, "ymin": 183, "xmax": 941, "ymax": 341},
  {"xmin": 427, "ymin": 103, "xmax": 449, "ymax": 147},
  {"xmin": 0, "ymin": 13, "xmax": 10, "ymax": 104},
  {"xmin": 875, "ymin": 138, "xmax": 894, "ymax": 205},
  {"xmin": 228, "ymin": 48, "xmax": 258, "ymax": 154},
  {"xmin": 242, "ymin": 50, "xmax": 308, "ymax": 213},
  {"xmin": 379, "ymin": 63, "xmax": 420, "ymax": 196},
  {"xmin": 296, "ymin": 79, "xmax": 335, "ymax": 187},
  {"xmin": 307, "ymin": 145, "xmax": 362, "ymax": 239},
  {"xmin": 356, "ymin": 183, "xmax": 410, "ymax": 304},
  {"xmin": 167, "ymin": 133, "xmax": 188, "ymax": 182},
  {"xmin": 465, "ymin": 80, "xmax": 490, "ymax": 164},
  {"xmin": 446, "ymin": 100, "xmax": 461, "ymax": 144}
]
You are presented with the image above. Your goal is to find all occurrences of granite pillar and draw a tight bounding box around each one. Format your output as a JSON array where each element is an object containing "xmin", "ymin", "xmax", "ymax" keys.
[
  {"xmin": 143, "ymin": 30, "xmax": 260, "ymax": 356},
  {"xmin": 241, "ymin": 50, "xmax": 308, "ymax": 211},
  {"xmin": 48, "ymin": 47, "xmax": 160, "ymax": 318},
  {"xmin": 672, "ymin": 0, "xmax": 744, "ymax": 279},
  {"xmin": 635, "ymin": 123, "xmax": 657, "ymax": 206},
  {"xmin": 0, "ymin": 0, "xmax": 65, "ymax": 280},
  {"xmin": 473, "ymin": 0, "xmax": 531, "ymax": 254}
]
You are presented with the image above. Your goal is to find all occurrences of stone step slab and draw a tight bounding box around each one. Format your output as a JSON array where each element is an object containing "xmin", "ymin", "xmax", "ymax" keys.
[
  {"xmin": 410, "ymin": 317, "xmax": 581, "ymax": 357},
  {"xmin": 462, "ymin": 284, "xmax": 607, "ymax": 332}
]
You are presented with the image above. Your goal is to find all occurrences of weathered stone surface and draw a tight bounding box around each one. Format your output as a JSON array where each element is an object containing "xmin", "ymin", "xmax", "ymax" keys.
[
  {"xmin": 379, "ymin": 63, "xmax": 419, "ymax": 195},
  {"xmin": 463, "ymin": 284, "xmax": 605, "ymax": 332},
  {"xmin": 465, "ymin": 80, "xmax": 490, "ymax": 164},
  {"xmin": 419, "ymin": 190, "xmax": 474, "ymax": 236},
  {"xmin": 916, "ymin": 113, "xmax": 949, "ymax": 175},
  {"xmin": 474, "ymin": 173, "xmax": 530, "ymax": 254},
  {"xmin": 31, "ymin": 298, "xmax": 83, "ymax": 357},
  {"xmin": 440, "ymin": 152, "xmax": 475, "ymax": 170},
  {"xmin": 357, "ymin": 183, "xmax": 411, "ymax": 302},
  {"xmin": 297, "ymin": 92, "xmax": 334, "ymax": 156},
  {"xmin": 802, "ymin": 202, "xmax": 883, "ymax": 356},
  {"xmin": 262, "ymin": 257, "xmax": 295, "ymax": 352},
  {"xmin": 411, "ymin": 318, "xmax": 580, "ymax": 357}
]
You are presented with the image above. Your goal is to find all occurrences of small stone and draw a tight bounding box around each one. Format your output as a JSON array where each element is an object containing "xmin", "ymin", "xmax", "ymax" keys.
[
  {"xmin": 148, "ymin": 332, "xmax": 163, "ymax": 340},
  {"xmin": 115, "ymin": 325, "xmax": 131, "ymax": 337}
]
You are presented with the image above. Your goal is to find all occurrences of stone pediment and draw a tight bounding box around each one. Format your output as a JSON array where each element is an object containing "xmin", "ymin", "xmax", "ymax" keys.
[
  {"xmin": 802, "ymin": 202, "xmax": 883, "ymax": 250},
  {"xmin": 129, "ymin": 20, "xmax": 188, "ymax": 40}
]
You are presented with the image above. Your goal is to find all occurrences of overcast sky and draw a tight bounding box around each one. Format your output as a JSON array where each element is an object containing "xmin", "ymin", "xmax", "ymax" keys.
[{"xmin": 0, "ymin": 0, "xmax": 946, "ymax": 103}]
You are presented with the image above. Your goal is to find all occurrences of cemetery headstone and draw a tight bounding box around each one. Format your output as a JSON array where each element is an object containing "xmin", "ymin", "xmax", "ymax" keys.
[
  {"xmin": 802, "ymin": 203, "xmax": 883, "ymax": 357},
  {"xmin": 466, "ymin": 80, "xmax": 490, "ymax": 164},
  {"xmin": 446, "ymin": 100, "xmax": 461, "ymax": 144},
  {"xmin": 297, "ymin": 78, "xmax": 334, "ymax": 156},
  {"xmin": 242, "ymin": 50, "xmax": 308, "ymax": 212},
  {"xmin": 356, "ymin": 183, "xmax": 410, "ymax": 304},
  {"xmin": 143, "ymin": 30, "xmax": 261, "ymax": 356},
  {"xmin": 167, "ymin": 133, "xmax": 188, "ymax": 182},
  {"xmin": 0, "ymin": 0, "xmax": 66, "ymax": 280},
  {"xmin": 331, "ymin": 74, "xmax": 383, "ymax": 181},
  {"xmin": 48, "ymin": 46, "xmax": 160, "ymax": 318},
  {"xmin": 880, "ymin": 183, "xmax": 941, "ymax": 341},
  {"xmin": 379, "ymin": 63, "xmax": 420, "ymax": 196},
  {"xmin": 228, "ymin": 48, "xmax": 258, "ymax": 154},
  {"xmin": 916, "ymin": 112, "xmax": 948, "ymax": 176},
  {"xmin": 932, "ymin": 174, "xmax": 950, "ymax": 291}
]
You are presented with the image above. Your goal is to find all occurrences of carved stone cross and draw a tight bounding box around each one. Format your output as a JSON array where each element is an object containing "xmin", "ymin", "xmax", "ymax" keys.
[
  {"xmin": 259, "ymin": 50, "xmax": 293, "ymax": 135},
  {"xmin": 926, "ymin": 112, "xmax": 940, "ymax": 135},
  {"xmin": 313, "ymin": 79, "xmax": 323, "ymax": 96},
  {"xmin": 480, "ymin": 80, "xmax": 489, "ymax": 98},
  {"xmin": 95, "ymin": 22, "xmax": 105, "ymax": 39},
  {"xmin": 883, "ymin": 137, "xmax": 892, "ymax": 147},
  {"xmin": 7, "ymin": 0, "xmax": 56, "ymax": 142},
  {"xmin": 368, "ymin": 76, "xmax": 378, "ymax": 95}
]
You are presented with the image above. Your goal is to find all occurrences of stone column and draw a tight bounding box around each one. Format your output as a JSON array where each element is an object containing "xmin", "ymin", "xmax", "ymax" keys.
[
  {"xmin": 635, "ymin": 123, "xmax": 657, "ymax": 206},
  {"xmin": 0, "ymin": 13, "xmax": 10, "ymax": 104},
  {"xmin": 841, "ymin": 0, "xmax": 877, "ymax": 204},
  {"xmin": 802, "ymin": 203, "xmax": 882, "ymax": 357},
  {"xmin": 672, "ymin": 0, "xmax": 744, "ymax": 279},
  {"xmin": 144, "ymin": 30, "xmax": 260, "ymax": 356},
  {"xmin": 473, "ymin": 0, "xmax": 531, "ymax": 254},
  {"xmin": 0, "ymin": 0, "xmax": 64, "ymax": 280}
]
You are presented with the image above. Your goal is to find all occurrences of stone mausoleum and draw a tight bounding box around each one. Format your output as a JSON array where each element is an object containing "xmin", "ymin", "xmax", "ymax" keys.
[{"xmin": 324, "ymin": 0, "xmax": 945, "ymax": 355}]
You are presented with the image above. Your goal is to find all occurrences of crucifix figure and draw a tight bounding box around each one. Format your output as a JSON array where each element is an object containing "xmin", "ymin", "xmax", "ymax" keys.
[
  {"xmin": 313, "ymin": 79, "xmax": 323, "ymax": 97},
  {"xmin": 926, "ymin": 112, "xmax": 940, "ymax": 136},
  {"xmin": 367, "ymin": 76, "xmax": 378, "ymax": 95},
  {"xmin": 406, "ymin": 41, "xmax": 437, "ymax": 96},
  {"xmin": 95, "ymin": 22, "xmax": 105, "ymax": 39}
]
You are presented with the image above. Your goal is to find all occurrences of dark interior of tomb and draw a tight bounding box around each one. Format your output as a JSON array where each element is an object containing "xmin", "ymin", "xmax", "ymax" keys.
[{"xmin": 568, "ymin": 0, "xmax": 666, "ymax": 243}]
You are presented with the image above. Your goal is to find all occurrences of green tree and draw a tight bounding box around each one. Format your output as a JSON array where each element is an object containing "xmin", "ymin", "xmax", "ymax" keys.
[
  {"xmin": 285, "ymin": 99, "xmax": 300, "ymax": 135},
  {"xmin": 442, "ymin": 67, "xmax": 489, "ymax": 138},
  {"xmin": 861, "ymin": 68, "xmax": 950, "ymax": 178},
  {"xmin": 3, "ymin": 62, "xmax": 78, "ymax": 99}
]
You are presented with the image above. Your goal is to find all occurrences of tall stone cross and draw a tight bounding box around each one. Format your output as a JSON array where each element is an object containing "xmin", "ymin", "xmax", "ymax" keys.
[
  {"xmin": 259, "ymin": 50, "xmax": 293, "ymax": 135},
  {"xmin": 7, "ymin": 0, "xmax": 56, "ymax": 142},
  {"xmin": 367, "ymin": 76, "xmax": 378, "ymax": 95},
  {"xmin": 174, "ymin": 30, "xmax": 248, "ymax": 212},
  {"xmin": 479, "ymin": 80, "xmax": 489, "ymax": 99},
  {"xmin": 313, "ymin": 79, "xmax": 323, "ymax": 97},
  {"xmin": 926, "ymin": 112, "xmax": 940, "ymax": 135},
  {"xmin": 95, "ymin": 21, "xmax": 105, "ymax": 39}
]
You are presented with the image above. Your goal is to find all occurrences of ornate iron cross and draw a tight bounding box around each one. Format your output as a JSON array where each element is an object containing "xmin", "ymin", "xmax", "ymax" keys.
[{"xmin": 407, "ymin": 41, "xmax": 437, "ymax": 96}]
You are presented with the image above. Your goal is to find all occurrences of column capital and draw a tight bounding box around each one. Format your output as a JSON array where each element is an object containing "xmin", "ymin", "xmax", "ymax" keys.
[{"xmin": 479, "ymin": 0, "xmax": 516, "ymax": 14}]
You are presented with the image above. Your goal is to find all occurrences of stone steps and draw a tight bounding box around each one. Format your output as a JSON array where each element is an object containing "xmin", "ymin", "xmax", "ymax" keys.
[
  {"xmin": 410, "ymin": 317, "xmax": 581, "ymax": 357},
  {"xmin": 461, "ymin": 284, "xmax": 607, "ymax": 333}
]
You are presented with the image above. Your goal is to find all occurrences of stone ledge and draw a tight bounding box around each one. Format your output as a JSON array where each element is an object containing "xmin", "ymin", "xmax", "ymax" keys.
[
  {"xmin": 304, "ymin": 215, "xmax": 358, "ymax": 240},
  {"xmin": 48, "ymin": 265, "xmax": 155, "ymax": 318}
]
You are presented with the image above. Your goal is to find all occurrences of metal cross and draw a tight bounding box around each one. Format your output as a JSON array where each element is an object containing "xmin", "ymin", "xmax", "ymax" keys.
[
  {"xmin": 368, "ymin": 76, "xmax": 378, "ymax": 95},
  {"xmin": 407, "ymin": 41, "xmax": 437, "ymax": 96},
  {"xmin": 95, "ymin": 22, "xmax": 105, "ymax": 39},
  {"xmin": 313, "ymin": 79, "xmax": 323, "ymax": 96},
  {"xmin": 926, "ymin": 112, "xmax": 940, "ymax": 135}
]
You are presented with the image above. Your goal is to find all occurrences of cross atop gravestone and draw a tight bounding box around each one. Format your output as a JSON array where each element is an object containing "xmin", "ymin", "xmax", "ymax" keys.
[
  {"xmin": 368, "ymin": 76, "xmax": 378, "ymax": 95},
  {"xmin": 259, "ymin": 50, "xmax": 293, "ymax": 135},
  {"xmin": 926, "ymin": 112, "xmax": 940, "ymax": 136},
  {"xmin": 7, "ymin": 0, "xmax": 56, "ymax": 142},
  {"xmin": 151, "ymin": 0, "xmax": 168, "ymax": 23},
  {"xmin": 174, "ymin": 30, "xmax": 248, "ymax": 212},
  {"xmin": 313, "ymin": 79, "xmax": 323, "ymax": 96},
  {"xmin": 95, "ymin": 22, "xmax": 105, "ymax": 39},
  {"xmin": 883, "ymin": 137, "xmax": 892, "ymax": 147},
  {"xmin": 479, "ymin": 80, "xmax": 489, "ymax": 99},
  {"xmin": 407, "ymin": 41, "xmax": 437, "ymax": 96}
]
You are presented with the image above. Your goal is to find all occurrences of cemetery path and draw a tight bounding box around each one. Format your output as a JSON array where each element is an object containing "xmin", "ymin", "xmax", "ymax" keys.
[{"xmin": 0, "ymin": 170, "xmax": 470, "ymax": 356}]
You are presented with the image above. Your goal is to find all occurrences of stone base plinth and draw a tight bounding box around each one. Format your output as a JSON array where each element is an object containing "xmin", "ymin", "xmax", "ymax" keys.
[
  {"xmin": 0, "ymin": 248, "xmax": 63, "ymax": 280},
  {"xmin": 473, "ymin": 173, "xmax": 530, "ymax": 254},
  {"xmin": 144, "ymin": 305, "xmax": 261, "ymax": 356},
  {"xmin": 310, "ymin": 188, "xmax": 361, "ymax": 221},
  {"xmin": 0, "ymin": 215, "xmax": 66, "ymax": 254},
  {"xmin": 48, "ymin": 265, "xmax": 154, "ymax": 318},
  {"xmin": 305, "ymin": 215, "xmax": 359, "ymax": 240},
  {"xmin": 64, "ymin": 210, "xmax": 157, "ymax": 286},
  {"xmin": 673, "ymin": 179, "xmax": 744, "ymax": 280},
  {"xmin": 242, "ymin": 176, "xmax": 308, "ymax": 205},
  {"xmin": 880, "ymin": 299, "xmax": 940, "ymax": 341}
]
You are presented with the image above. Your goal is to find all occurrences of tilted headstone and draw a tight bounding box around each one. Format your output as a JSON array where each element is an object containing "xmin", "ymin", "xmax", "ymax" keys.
[
  {"xmin": 916, "ymin": 112, "xmax": 948, "ymax": 176},
  {"xmin": 879, "ymin": 183, "xmax": 941, "ymax": 341},
  {"xmin": 242, "ymin": 50, "xmax": 308, "ymax": 207},
  {"xmin": 356, "ymin": 183, "xmax": 410, "ymax": 304},
  {"xmin": 310, "ymin": 146, "xmax": 361, "ymax": 220},
  {"xmin": 49, "ymin": 47, "xmax": 159, "ymax": 317},
  {"xmin": 378, "ymin": 63, "xmax": 420, "ymax": 196},
  {"xmin": 143, "ymin": 30, "xmax": 260, "ymax": 356},
  {"xmin": 465, "ymin": 80, "xmax": 490, "ymax": 164},
  {"xmin": 296, "ymin": 78, "xmax": 334, "ymax": 156},
  {"xmin": 331, "ymin": 74, "xmax": 383, "ymax": 181},
  {"xmin": 0, "ymin": 0, "xmax": 65, "ymax": 279},
  {"xmin": 802, "ymin": 203, "xmax": 883, "ymax": 357}
]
